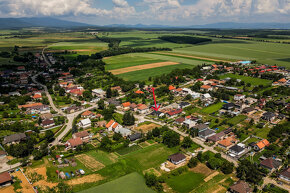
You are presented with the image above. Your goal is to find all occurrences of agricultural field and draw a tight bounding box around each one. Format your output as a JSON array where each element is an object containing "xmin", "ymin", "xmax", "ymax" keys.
[
  {"xmin": 79, "ymin": 172, "xmax": 155, "ymax": 193},
  {"xmin": 219, "ymin": 73, "xmax": 273, "ymax": 86}
]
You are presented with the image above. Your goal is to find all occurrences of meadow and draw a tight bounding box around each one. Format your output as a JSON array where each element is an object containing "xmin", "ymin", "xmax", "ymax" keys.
[
  {"xmin": 219, "ymin": 73, "xmax": 273, "ymax": 86},
  {"xmin": 79, "ymin": 172, "xmax": 154, "ymax": 193}
]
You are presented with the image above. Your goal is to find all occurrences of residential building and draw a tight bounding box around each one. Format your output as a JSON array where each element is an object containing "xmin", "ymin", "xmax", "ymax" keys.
[
  {"xmin": 234, "ymin": 94, "xmax": 245, "ymax": 101},
  {"xmin": 198, "ymin": 129, "xmax": 216, "ymax": 140},
  {"xmin": 229, "ymin": 180, "xmax": 253, "ymax": 193},
  {"xmin": 41, "ymin": 119, "xmax": 55, "ymax": 128},
  {"xmin": 279, "ymin": 167, "xmax": 290, "ymax": 183},
  {"xmin": 79, "ymin": 118, "xmax": 91, "ymax": 129},
  {"xmin": 92, "ymin": 88, "xmax": 106, "ymax": 98},
  {"xmin": 183, "ymin": 119, "xmax": 196, "ymax": 129},
  {"xmin": 0, "ymin": 172, "xmax": 13, "ymax": 187},
  {"xmin": 194, "ymin": 124, "xmax": 209, "ymax": 132},
  {"xmin": 106, "ymin": 120, "xmax": 122, "ymax": 131},
  {"xmin": 200, "ymin": 85, "xmax": 212, "ymax": 91},
  {"xmin": 178, "ymin": 102, "xmax": 190, "ymax": 109},
  {"xmin": 207, "ymin": 131, "xmax": 225, "ymax": 143},
  {"xmin": 81, "ymin": 110, "xmax": 96, "ymax": 119},
  {"xmin": 72, "ymin": 131, "xmax": 91, "ymax": 142},
  {"xmin": 261, "ymin": 112, "xmax": 276, "ymax": 122},
  {"xmin": 218, "ymin": 138, "xmax": 233, "ymax": 148},
  {"xmin": 115, "ymin": 127, "xmax": 132, "ymax": 137},
  {"xmin": 40, "ymin": 113, "xmax": 53, "ymax": 120},
  {"xmin": 150, "ymin": 111, "xmax": 164, "ymax": 117},
  {"xmin": 222, "ymin": 103, "xmax": 235, "ymax": 110},
  {"xmin": 122, "ymin": 102, "xmax": 131, "ymax": 110},
  {"xmin": 168, "ymin": 153, "xmax": 186, "ymax": 165},
  {"xmin": 128, "ymin": 133, "xmax": 142, "ymax": 141},
  {"xmin": 65, "ymin": 137, "xmax": 83, "ymax": 149},
  {"xmin": 137, "ymin": 104, "xmax": 149, "ymax": 114},
  {"xmin": 3, "ymin": 133, "xmax": 27, "ymax": 145},
  {"xmin": 166, "ymin": 109, "xmax": 183, "ymax": 117},
  {"xmin": 229, "ymin": 144, "xmax": 246, "ymax": 157},
  {"xmin": 260, "ymin": 158, "xmax": 282, "ymax": 172},
  {"xmin": 254, "ymin": 139, "xmax": 270, "ymax": 151}
]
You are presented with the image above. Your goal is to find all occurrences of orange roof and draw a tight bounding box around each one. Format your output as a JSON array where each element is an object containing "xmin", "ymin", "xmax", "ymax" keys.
[
  {"xmin": 112, "ymin": 122, "xmax": 119, "ymax": 129},
  {"xmin": 60, "ymin": 82, "xmax": 68, "ymax": 85},
  {"xmin": 135, "ymin": 90, "xmax": 144, "ymax": 94},
  {"xmin": 33, "ymin": 94, "xmax": 42, "ymax": 99},
  {"xmin": 106, "ymin": 120, "xmax": 115, "ymax": 128},
  {"xmin": 169, "ymin": 85, "xmax": 176, "ymax": 90},
  {"xmin": 122, "ymin": 102, "xmax": 131, "ymax": 107},
  {"xmin": 82, "ymin": 110, "xmax": 93, "ymax": 116},
  {"xmin": 62, "ymin": 72, "xmax": 70, "ymax": 76},
  {"xmin": 201, "ymin": 85, "xmax": 211, "ymax": 89},
  {"xmin": 175, "ymin": 88, "xmax": 182, "ymax": 92},
  {"xmin": 137, "ymin": 104, "xmax": 148, "ymax": 110},
  {"xmin": 218, "ymin": 138, "xmax": 232, "ymax": 147},
  {"xmin": 256, "ymin": 139, "xmax": 270, "ymax": 149},
  {"xmin": 278, "ymin": 78, "xmax": 287, "ymax": 83},
  {"xmin": 19, "ymin": 102, "xmax": 43, "ymax": 108}
]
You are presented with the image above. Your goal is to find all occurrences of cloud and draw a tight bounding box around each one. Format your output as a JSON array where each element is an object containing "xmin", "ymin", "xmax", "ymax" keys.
[{"xmin": 112, "ymin": 0, "xmax": 129, "ymax": 8}]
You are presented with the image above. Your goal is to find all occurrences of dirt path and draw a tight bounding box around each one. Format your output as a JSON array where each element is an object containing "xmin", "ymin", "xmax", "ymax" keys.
[
  {"xmin": 109, "ymin": 61, "xmax": 179, "ymax": 75},
  {"xmin": 154, "ymin": 52, "xmax": 234, "ymax": 63}
]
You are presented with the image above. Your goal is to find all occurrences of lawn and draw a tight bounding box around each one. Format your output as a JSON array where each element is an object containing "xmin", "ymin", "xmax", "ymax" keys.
[
  {"xmin": 192, "ymin": 173, "xmax": 228, "ymax": 193},
  {"xmin": 116, "ymin": 145, "xmax": 142, "ymax": 155},
  {"xmin": 79, "ymin": 172, "xmax": 155, "ymax": 193},
  {"xmin": 122, "ymin": 143, "xmax": 178, "ymax": 171},
  {"xmin": 85, "ymin": 150, "xmax": 116, "ymax": 166},
  {"xmin": 166, "ymin": 171, "xmax": 205, "ymax": 193},
  {"xmin": 255, "ymin": 126, "xmax": 271, "ymax": 139},
  {"xmin": 201, "ymin": 102, "xmax": 224, "ymax": 114},
  {"xmin": 219, "ymin": 73, "xmax": 272, "ymax": 86},
  {"xmin": 227, "ymin": 115, "xmax": 247, "ymax": 125}
]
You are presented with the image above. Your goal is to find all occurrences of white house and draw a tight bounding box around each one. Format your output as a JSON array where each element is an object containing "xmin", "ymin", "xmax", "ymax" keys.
[
  {"xmin": 183, "ymin": 119, "xmax": 196, "ymax": 128},
  {"xmin": 106, "ymin": 120, "xmax": 123, "ymax": 132},
  {"xmin": 115, "ymin": 127, "xmax": 132, "ymax": 137},
  {"xmin": 92, "ymin": 88, "xmax": 106, "ymax": 98},
  {"xmin": 229, "ymin": 144, "xmax": 246, "ymax": 157},
  {"xmin": 234, "ymin": 94, "xmax": 245, "ymax": 101},
  {"xmin": 79, "ymin": 118, "xmax": 91, "ymax": 129}
]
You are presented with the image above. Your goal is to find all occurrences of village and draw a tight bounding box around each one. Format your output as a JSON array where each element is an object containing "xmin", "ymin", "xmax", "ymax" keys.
[{"xmin": 0, "ymin": 50, "xmax": 289, "ymax": 193}]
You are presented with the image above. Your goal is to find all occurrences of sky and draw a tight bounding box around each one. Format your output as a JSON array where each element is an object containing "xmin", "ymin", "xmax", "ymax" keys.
[{"xmin": 0, "ymin": 0, "xmax": 290, "ymax": 26}]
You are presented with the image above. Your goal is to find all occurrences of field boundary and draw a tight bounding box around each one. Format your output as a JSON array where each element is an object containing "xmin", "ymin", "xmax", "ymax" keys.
[{"xmin": 109, "ymin": 61, "xmax": 179, "ymax": 75}]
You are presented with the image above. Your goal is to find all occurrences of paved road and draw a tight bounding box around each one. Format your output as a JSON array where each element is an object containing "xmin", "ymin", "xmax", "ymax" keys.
[{"xmin": 263, "ymin": 176, "xmax": 290, "ymax": 192}]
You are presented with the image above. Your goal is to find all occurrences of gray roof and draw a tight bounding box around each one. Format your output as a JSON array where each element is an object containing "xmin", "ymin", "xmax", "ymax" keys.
[
  {"xmin": 3, "ymin": 133, "xmax": 26, "ymax": 144},
  {"xmin": 128, "ymin": 133, "xmax": 142, "ymax": 141},
  {"xmin": 195, "ymin": 124, "xmax": 209, "ymax": 131},
  {"xmin": 229, "ymin": 144, "xmax": 245, "ymax": 153},
  {"xmin": 199, "ymin": 129, "xmax": 215, "ymax": 136}
]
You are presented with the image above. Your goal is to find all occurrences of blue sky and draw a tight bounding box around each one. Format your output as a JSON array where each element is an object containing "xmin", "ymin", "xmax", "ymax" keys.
[{"xmin": 0, "ymin": 0, "xmax": 289, "ymax": 25}]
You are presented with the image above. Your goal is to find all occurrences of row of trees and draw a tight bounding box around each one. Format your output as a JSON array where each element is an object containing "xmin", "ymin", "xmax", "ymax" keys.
[{"xmin": 159, "ymin": 35, "xmax": 212, "ymax": 44}]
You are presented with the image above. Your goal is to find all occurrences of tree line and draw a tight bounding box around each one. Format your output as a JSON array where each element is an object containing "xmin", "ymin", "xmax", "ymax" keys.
[{"xmin": 159, "ymin": 35, "xmax": 212, "ymax": 44}]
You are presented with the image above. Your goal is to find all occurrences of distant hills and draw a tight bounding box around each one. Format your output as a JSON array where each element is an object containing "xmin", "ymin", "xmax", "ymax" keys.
[
  {"xmin": 0, "ymin": 17, "xmax": 91, "ymax": 29},
  {"xmin": 0, "ymin": 17, "xmax": 290, "ymax": 29}
]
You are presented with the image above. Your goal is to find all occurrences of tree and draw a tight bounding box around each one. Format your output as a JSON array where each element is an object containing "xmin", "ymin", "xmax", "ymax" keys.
[
  {"xmin": 162, "ymin": 131, "xmax": 180, "ymax": 147},
  {"xmin": 57, "ymin": 182, "xmax": 72, "ymax": 193},
  {"xmin": 181, "ymin": 136, "xmax": 193, "ymax": 149},
  {"xmin": 188, "ymin": 157, "xmax": 198, "ymax": 168},
  {"xmin": 221, "ymin": 161, "xmax": 234, "ymax": 174},
  {"xmin": 106, "ymin": 88, "xmax": 112, "ymax": 98},
  {"xmin": 97, "ymin": 99, "xmax": 105, "ymax": 110},
  {"xmin": 207, "ymin": 157, "xmax": 222, "ymax": 170},
  {"xmin": 152, "ymin": 127, "xmax": 161, "ymax": 137},
  {"xmin": 144, "ymin": 173, "xmax": 158, "ymax": 187},
  {"xmin": 236, "ymin": 160, "xmax": 264, "ymax": 184},
  {"xmin": 123, "ymin": 112, "xmax": 135, "ymax": 126},
  {"xmin": 185, "ymin": 94, "xmax": 192, "ymax": 100},
  {"xmin": 113, "ymin": 132, "xmax": 122, "ymax": 141},
  {"xmin": 100, "ymin": 136, "xmax": 112, "ymax": 152},
  {"xmin": 59, "ymin": 88, "xmax": 65, "ymax": 96},
  {"xmin": 45, "ymin": 130, "xmax": 54, "ymax": 143}
]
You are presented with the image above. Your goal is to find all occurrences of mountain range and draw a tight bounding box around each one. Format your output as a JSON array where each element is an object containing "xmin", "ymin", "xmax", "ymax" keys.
[{"xmin": 0, "ymin": 17, "xmax": 290, "ymax": 29}]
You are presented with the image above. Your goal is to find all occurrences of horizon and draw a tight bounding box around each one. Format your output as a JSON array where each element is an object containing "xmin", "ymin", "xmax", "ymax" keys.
[{"xmin": 0, "ymin": 0, "xmax": 289, "ymax": 26}]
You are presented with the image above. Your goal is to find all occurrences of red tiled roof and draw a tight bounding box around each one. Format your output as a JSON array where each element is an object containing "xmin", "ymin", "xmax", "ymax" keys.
[
  {"xmin": 106, "ymin": 120, "xmax": 115, "ymax": 128},
  {"xmin": 33, "ymin": 94, "xmax": 42, "ymax": 99},
  {"xmin": 201, "ymin": 85, "xmax": 211, "ymax": 89},
  {"xmin": 167, "ymin": 109, "xmax": 183, "ymax": 116},
  {"xmin": 0, "ymin": 172, "xmax": 12, "ymax": 184},
  {"xmin": 74, "ymin": 131, "xmax": 89, "ymax": 138},
  {"xmin": 82, "ymin": 110, "xmax": 93, "ymax": 116},
  {"xmin": 67, "ymin": 137, "xmax": 83, "ymax": 147},
  {"xmin": 169, "ymin": 85, "xmax": 175, "ymax": 91},
  {"xmin": 112, "ymin": 122, "xmax": 119, "ymax": 129},
  {"xmin": 122, "ymin": 102, "xmax": 131, "ymax": 107},
  {"xmin": 135, "ymin": 90, "xmax": 144, "ymax": 94},
  {"xmin": 18, "ymin": 103, "xmax": 43, "ymax": 109},
  {"xmin": 137, "ymin": 104, "xmax": 148, "ymax": 110}
]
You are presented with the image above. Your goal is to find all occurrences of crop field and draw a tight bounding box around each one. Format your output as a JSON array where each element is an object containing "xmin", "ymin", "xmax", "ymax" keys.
[
  {"xmin": 219, "ymin": 73, "xmax": 272, "ymax": 86},
  {"xmin": 85, "ymin": 150, "xmax": 117, "ymax": 166},
  {"xmin": 173, "ymin": 38, "xmax": 290, "ymax": 67},
  {"xmin": 79, "ymin": 172, "xmax": 155, "ymax": 193},
  {"xmin": 75, "ymin": 154, "xmax": 105, "ymax": 172}
]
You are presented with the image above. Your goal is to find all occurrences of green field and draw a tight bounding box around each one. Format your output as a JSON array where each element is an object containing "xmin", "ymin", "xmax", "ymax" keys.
[
  {"xmin": 85, "ymin": 150, "xmax": 116, "ymax": 165},
  {"xmin": 166, "ymin": 171, "xmax": 205, "ymax": 193},
  {"xmin": 116, "ymin": 145, "xmax": 142, "ymax": 155},
  {"xmin": 228, "ymin": 115, "xmax": 247, "ymax": 125},
  {"xmin": 79, "ymin": 172, "xmax": 155, "ymax": 193},
  {"xmin": 201, "ymin": 102, "xmax": 224, "ymax": 114},
  {"xmin": 219, "ymin": 73, "xmax": 272, "ymax": 86}
]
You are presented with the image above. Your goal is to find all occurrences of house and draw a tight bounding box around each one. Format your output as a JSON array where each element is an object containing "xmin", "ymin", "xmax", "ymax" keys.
[
  {"xmin": 169, "ymin": 85, "xmax": 176, "ymax": 91},
  {"xmin": 279, "ymin": 167, "xmax": 290, "ymax": 183},
  {"xmin": 130, "ymin": 103, "xmax": 137, "ymax": 111},
  {"xmin": 122, "ymin": 102, "xmax": 131, "ymax": 110},
  {"xmin": 234, "ymin": 94, "xmax": 245, "ymax": 101},
  {"xmin": 168, "ymin": 153, "xmax": 186, "ymax": 165},
  {"xmin": 178, "ymin": 102, "xmax": 190, "ymax": 109},
  {"xmin": 66, "ymin": 137, "xmax": 83, "ymax": 149},
  {"xmin": 150, "ymin": 111, "xmax": 164, "ymax": 117},
  {"xmin": 107, "ymin": 98, "xmax": 121, "ymax": 107},
  {"xmin": 40, "ymin": 113, "xmax": 53, "ymax": 120},
  {"xmin": 229, "ymin": 180, "xmax": 253, "ymax": 193},
  {"xmin": 3, "ymin": 133, "xmax": 27, "ymax": 145},
  {"xmin": 92, "ymin": 88, "xmax": 106, "ymax": 98},
  {"xmin": 41, "ymin": 119, "xmax": 55, "ymax": 128},
  {"xmin": 128, "ymin": 133, "xmax": 142, "ymax": 141},
  {"xmin": 72, "ymin": 131, "xmax": 91, "ymax": 142},
  {"xmin": 0, "ymin": 151, "xmax": 6, "ymax": 159},
  {"xmin": 194, "ymin": 124, "xmax": 209, "ymax": 132},
  {"xmin": 242, "ymin": 107, "xmax": 256, "ymax": 115},
  {"xmin": 260, "ymin": 158, "xmax": 282, "ymax": 172},
  {"xmin": 207, "ymin": 131, "xmax": 225, "ymax": 143},
  {"xmin": 81, "ymin": 111, "xmax": 95, "ymax": 119},
  {"xmin": 200, "ymin": 85, "xmax": 212, "ymax": 91},
  {"xmin": 175, "ymin": 117, "xmax": 185, "ymax": 125},
  {"xmin": 135, "ymin": 90, "xmax": 144, "ymax": 94},
  {"xmin": 222, "ymin": 103, "xmax": 235, "ymax": 110},
  {"xmin": 115, "ymin": 127, "xmax": 132, "ymax": 137},
  {"xmin": 106, "ymin": 120, "xmax": 122, "ymax": 131},
  {"xmin": 183, "ymin": 119, "xmax": 196, "ymax": 129},
  {"xmin": 167, "ymin": 109, "xmax": 183, "ymax": 117},
  {"xmin": 198, "ymin": 129, "xmax": 216, "ymax": 140},
  {"xmin": 229, "ymin": 144, "xmax": 246, "ymax": 157},
  {"xmin": 0, "ymin": 172, "xmax": 13, "ymax": 187},
  {"xmin": 218, "ymin": 138, "xmax": 233, "ymax": 148},
  {"xmin": 278, "ymin": 78, "xmax": 287, "ymax": 84},
  {"xmin": 137, "ymin": 104, "xmax": 149, "ymax": 114},
  {"xmin": 79, "ymin": 118, "xmax": 91, "ymax": 129},
  {"xmin": 254, "ymin": 139, "xmax": 270, "ymax": 151},
  {"xmin": 261, "ymin": 112, "xmax": 276, "ymax": 122}
]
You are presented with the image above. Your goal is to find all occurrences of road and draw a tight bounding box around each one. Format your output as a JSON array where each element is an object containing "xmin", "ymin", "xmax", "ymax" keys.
[{"xmin": 263, "ymin": 176, "xmax": 290, "ymax": 192}]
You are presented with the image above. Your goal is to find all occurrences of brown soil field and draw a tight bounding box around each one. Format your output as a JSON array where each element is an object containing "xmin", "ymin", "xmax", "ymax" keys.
[
  {"xmin": 13, "ymin": 170, "xmax": 35, "ymax": 193},
  {"xmin": 26, "ymin": 166, "xmax": 58, "ymax": 189},
  {"xmin": 155, "ymin": 52, "xmax": 234, "ymax": 63},
  {"xmin": 134, "ymin": 123, "xmax": 161, "ymax": 133},
  {"xmin": 0, "ymin": 185, "xmax": 15, "ymax": 193},
  {"xmin": 75, "ymin": 154, "xmax": 105, "ymax": 172},
  {"xmin": 190, "ymin": 163, "xmax": 213, "ymax": 176},
  {"xmin": 66, "ymin": 174, "xmax": 104, "ymax": 186},
  {"xmin": 109, "ymin": 61, "xmax": 179, "ymax": 75}
]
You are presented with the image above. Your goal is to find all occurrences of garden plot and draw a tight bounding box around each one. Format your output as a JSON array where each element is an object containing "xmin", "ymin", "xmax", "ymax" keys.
[{"xmin": 75, "ymin": 154, "xmax": 105, "ymax": 172}]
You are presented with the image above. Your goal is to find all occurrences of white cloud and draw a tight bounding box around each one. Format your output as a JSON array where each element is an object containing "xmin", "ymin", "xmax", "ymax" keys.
[{"xmin": 112, "ymin": 0, "xmax": 129, "ymax": 8}]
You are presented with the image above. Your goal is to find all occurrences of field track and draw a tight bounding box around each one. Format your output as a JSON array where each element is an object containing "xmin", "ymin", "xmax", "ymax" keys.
[
  {"xmin": 155, "ymin": 52, "xmax": 234, "ymax": 63},
  {"xmin": 109, "ymin": 61, "xmax": 179, "ymax": 75}
]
